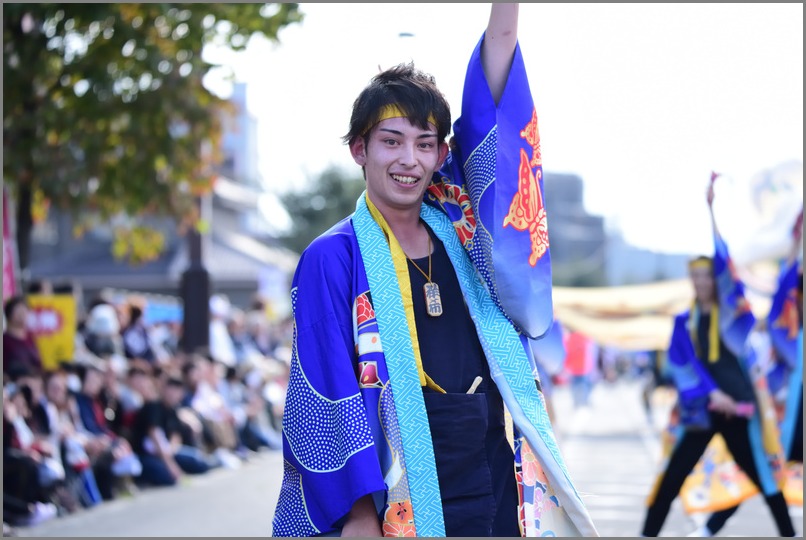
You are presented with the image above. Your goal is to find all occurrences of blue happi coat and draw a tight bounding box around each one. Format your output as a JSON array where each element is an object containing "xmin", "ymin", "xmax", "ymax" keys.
[{"xmin": 272, "ymin": 33, "xmax": 597, "ymax": 538}]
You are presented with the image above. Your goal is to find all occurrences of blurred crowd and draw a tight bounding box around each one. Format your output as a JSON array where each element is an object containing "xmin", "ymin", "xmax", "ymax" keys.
[{"xmin": 3, "ymin": 289, "xmax": 292, "ymax": 531}]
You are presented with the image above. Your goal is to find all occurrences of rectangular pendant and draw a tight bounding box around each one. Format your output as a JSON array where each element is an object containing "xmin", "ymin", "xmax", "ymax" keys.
[{"xmin": 423, "ymin": 282, "xmax": 443, "ymax": 317}]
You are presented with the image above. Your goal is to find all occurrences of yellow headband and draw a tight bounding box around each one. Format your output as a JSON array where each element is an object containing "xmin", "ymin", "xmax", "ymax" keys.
[
  {"xmin": 362, "ymin": 104, "xmax": 438, "ymax": 135},
  {"xmin": 688, "ymin": 259, "xmax": 713, "ymax": 271}
]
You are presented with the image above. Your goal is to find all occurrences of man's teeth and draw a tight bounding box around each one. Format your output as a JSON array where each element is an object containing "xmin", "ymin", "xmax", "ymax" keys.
[{"xmin": 392, "ymin": 175, "xmax": 418, "ymax": 185}]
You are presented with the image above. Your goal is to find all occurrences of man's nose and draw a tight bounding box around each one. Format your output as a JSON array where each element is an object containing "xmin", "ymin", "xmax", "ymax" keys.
[{"xmin": 398, "ymin": 142, "xmax": 417, "ymax": 166}]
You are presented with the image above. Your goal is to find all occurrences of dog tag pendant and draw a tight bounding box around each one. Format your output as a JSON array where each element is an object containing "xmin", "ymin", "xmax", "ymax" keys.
[{"xmin": 423, "ymin": 282, "xmax": 443, "ymax": 317}]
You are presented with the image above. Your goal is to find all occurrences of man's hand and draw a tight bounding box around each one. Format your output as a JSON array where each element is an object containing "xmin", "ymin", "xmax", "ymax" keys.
[
  {"xmin": 707, "ymin": 388, "xmax": 737, "ymax": 416},
  {"xmin": 168, "ymin": 460, "xmax": 184, "ymax": 481},
  {"xmin": 340, "ymin": 495, "xmax": 382, "ymax": 537}
]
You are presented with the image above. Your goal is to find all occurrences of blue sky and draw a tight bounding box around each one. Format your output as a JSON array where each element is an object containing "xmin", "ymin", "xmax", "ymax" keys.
[{"xmin": 203, "ymin": 3, "xmax": 803, "ymax": 262}]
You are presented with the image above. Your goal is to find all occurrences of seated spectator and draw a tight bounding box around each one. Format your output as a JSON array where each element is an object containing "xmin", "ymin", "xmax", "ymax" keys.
[
  {"xmin": 13, "ymin": 368, "xmax": 84, "ymax": 515},
  {"xmin": 262, "ymin": 347, "xmax": 291, "ymax": 434},
  {"xmin": 72, "ymin": 362, "xmax": 142, "ymax": 500},
  {"xmin": 81, "ymin": 303, "xmax": 126, "ymax": 368},
  {"xmin": 131, "ymin": 374, "xmax": 219, "ymax": 487},
  {"xmin": 41, "ymin": 368, "xmax": 104, "ymax": 509},
  {"xmin": 245, "ymin": 309, "xmax": 275, "ymax": 357},
  {"xmin": 116, "ymin": 364, "xmax": 158, "ymax": 434},
  {"xmin": 227, "ymin": 308, "xmax": 263, "ymax": 367},
  {"xmin": 96, "ymin": 358, "xmax": 135, "ymax": 441},
  {"xmin": 180, "ymin": 355, "xmax": 242, "ymax": 467},
  {"xmin": 147, "ymin": 322, "xmax": 175, "ymax": 365},
  {"xmin": 209, "ymin": 295, "xmax": 237, "ymax": 367},
  {"xmin": 122, "ymin": 303, "xmax": 156, "ymax": 364},
  {"xmin": 3, "ymin": 296, "xmax": 43, "ymax": 382},
  {"xmin": 218, "ymin": 365, "xmax": 279, "ymax": 452},
  {"xmin": 3, "ymin": 379, "xmax": 60, "ymax": 526}
]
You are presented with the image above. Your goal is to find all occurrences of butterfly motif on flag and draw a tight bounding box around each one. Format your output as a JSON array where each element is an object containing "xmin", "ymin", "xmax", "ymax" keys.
[{"xmin": 503, "ymin": 147, "xmax": 549, "ymax": 267}]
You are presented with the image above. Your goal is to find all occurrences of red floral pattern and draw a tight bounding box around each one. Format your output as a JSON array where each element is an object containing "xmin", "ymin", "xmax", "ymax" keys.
[
  {"xmin": 382, "ymin": 500, "xmax": 415, "ymax": 537},
  {"xmin": 427, "ymin": 181, "xmax": 477, "ymax": 247},
  {"xmin": 384, "ymin": 500, "xmax": 414, "ymax": 524},
  {"xmin": 382, "ymin": 522, "xmax": 417, "ymax": 537},
  {"xmin": 356, "ymin": 292, "xmax": 375, "ymax": 326},
  {"xmin": 357, "ymin": 361, "xmax": 383, "ymax": 389}
]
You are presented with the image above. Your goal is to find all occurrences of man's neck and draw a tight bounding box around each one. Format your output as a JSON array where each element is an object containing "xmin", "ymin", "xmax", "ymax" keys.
[
  {"xmin": 377, "ymin": 204, "xmax": 430, "ymax": 258},
  {"xmin": 698, "ymin": 300, "xmax": 714, "ymax": 314},
  {"xmin": 7, "ymin": 326, "xmax": 27, "ymax": 339}
]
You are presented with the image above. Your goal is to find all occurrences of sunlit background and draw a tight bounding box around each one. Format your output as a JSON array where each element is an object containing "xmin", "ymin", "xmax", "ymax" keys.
[{"xmin": 203, "ymin": 3, "xmax": 803, "ymax": 260}]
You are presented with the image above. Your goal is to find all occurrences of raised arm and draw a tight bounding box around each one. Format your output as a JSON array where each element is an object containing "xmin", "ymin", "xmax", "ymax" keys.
[
  {"xmin": 785, "ymin": 208, "xmax": 803, "ymax": 267},
  {"xmin": 481, "ymin": 3, "xmax": 519, "ymax": 105},
  {"xmin": 706, "ymin": 171, "xmax": 721, "ymax": 239}
]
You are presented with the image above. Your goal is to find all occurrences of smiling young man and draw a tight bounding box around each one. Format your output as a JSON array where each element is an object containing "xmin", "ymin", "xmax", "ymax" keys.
[{"xmin": 271, "ymin": 4, "xmax": 597, "ymax": 538}]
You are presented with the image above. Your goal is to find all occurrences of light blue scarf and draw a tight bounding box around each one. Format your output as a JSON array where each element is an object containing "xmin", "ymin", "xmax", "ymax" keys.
[{"xmin": 353, "ymin": 193, "xmax": 595, "ymax": 537}]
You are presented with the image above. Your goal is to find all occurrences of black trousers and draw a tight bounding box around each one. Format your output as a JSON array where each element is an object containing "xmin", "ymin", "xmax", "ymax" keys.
[
  {"xmin": 705, "ymin": 388, "xmax": 803, "ymax": 535},
  {"xmin": 3, "ymin": 450, "xmax": 49, "ymax": 505},
  {"xmin": 787, "ymin": 388, "xmax": 803, "ymax": 462},
  {"xmin": 641, "ymin": 412, "xmax": 795, "ymax": 537}
]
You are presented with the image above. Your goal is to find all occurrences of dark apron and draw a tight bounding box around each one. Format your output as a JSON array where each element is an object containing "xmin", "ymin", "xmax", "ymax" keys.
[{"xmin": 423, "ymin": 391, "xmax": 497, "ymax": 537}]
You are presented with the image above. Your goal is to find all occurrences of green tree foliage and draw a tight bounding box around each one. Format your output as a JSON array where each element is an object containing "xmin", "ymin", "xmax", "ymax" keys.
[
  {"xmin": 279, "ymin": 166, "xmax": 366, "ymax": 254},
  {"xmin": 3, "ymin": 3, "xmax": 303, "ymax": 269}
]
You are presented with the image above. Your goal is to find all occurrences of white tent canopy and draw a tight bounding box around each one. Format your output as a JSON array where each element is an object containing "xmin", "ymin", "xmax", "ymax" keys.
[{"xmin": 552, "ymin": 262, "xmax": 779, "ymax": 351}]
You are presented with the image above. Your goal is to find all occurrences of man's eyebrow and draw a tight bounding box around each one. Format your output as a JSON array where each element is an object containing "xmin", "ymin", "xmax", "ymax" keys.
[{"xmin": 377, "ymin": 128, "xmax": 438, "ymax": 139}]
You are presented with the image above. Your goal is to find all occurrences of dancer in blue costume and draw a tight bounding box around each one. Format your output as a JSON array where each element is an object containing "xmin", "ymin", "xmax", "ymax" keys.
[
  {"xmin": 688, "ymin": 209, "xmax": 803, "ymax": 537},
  {"xmin": 640, "ymin": 175, "xmax": 796, "ymax": 537},
  {"xmin": 762, "ymin": 210, "xmax": 803, "ymax": 473},
  {"xmin": 272, "ymin": 3, "xmax": 597, "ymax": 538}
]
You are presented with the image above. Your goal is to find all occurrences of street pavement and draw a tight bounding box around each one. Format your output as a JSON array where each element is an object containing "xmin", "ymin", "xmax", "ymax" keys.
[
  {"xmin": 552, "ymin": 377, "xmax": 803, "ymax": 538},
  {"xmin": 13, "ymin": 449, "xmax": 285, "ymax": 537},
  {"xmin": 12, "ymin": 378, "xmax": 803, "ymax": 537}
]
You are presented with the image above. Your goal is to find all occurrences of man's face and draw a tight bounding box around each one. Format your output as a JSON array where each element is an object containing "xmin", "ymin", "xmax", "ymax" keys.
[
  {"xmin": 350, "ymin": 116, "xmax": 447, "ymax": 217},
  {"xmin": 129, "ymin": 373, "xmax": 153, "ymax": 399},
  {"xmin": 162, "ymin": 383, "xmax": 184, "ymax": 407},
  {"xmin": 690, "ymin": 266, "xmax": 715, "ymax": 304},
  {"xmin": 82, "ymin": 368, "xmax": 104, "ymax": 397},
  {"xmin": 46, "ymin": 374, "xmax": 68, "ymax": 405},
  {"xmin": 9, "ymin": 302, "xmax": 28, "ymax": 327}
]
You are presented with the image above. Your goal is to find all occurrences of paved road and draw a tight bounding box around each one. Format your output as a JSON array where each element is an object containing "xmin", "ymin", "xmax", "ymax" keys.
[
  {"xmin": 552, "ymin": 378, "xmax": 803, "ymax": 538},
  {"xmin": 13, "ymin": 378, "xmax": 802, "ymax": 537},
  {"xmin": 14, "ymin": 450, "xmax": 285, "ymax": 537}
]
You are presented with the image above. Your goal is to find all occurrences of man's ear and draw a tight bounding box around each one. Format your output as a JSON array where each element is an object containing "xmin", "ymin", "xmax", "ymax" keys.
[
  {"xmin": 437, "ymin": 141, "xmax": 449, "ymax": 169},
  {"xmin": 350, "ymin": 138, "xmax": 367, "ymax": 167}
]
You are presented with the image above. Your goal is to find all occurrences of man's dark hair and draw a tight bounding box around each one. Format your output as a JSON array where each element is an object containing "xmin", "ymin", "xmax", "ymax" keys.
[
  {"xmin": 180, "ymin": 360, "xmax": 197, "ymax": 378},
  {"xmin": 128, "ymin": 366, "xmax": 148, "ymax": 379},
  {"xmin": 7, "ymin": 362, "xmax": 36, "ymax": 382},
  {"xmin": 86, "ymin": 296, "xmax": 111, "ymax": 312},
  {"xmin": 74, "ymin": 361, "xmax": 102, "ymax": 385},
  {"xmin": 129, "ymin": 305, "xmax": 143, "ymax": 324},
  {"xmin": 26, "ymin": 281, "xmax": 45, "ymax": 294},
  {"xmin": 58, "ymin": 360, "xmax": 78, "ymax": 373},
  {"xmin": 343, "ymin": 62, "xmax": 452, "ymax": 147},
  {"xmin": 165, "ymin": 376, "xmax": 185, "ymax": 389},
  {"xmin": 4, "ymin": 295, "xmax": 26, "ymax": 321}
]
